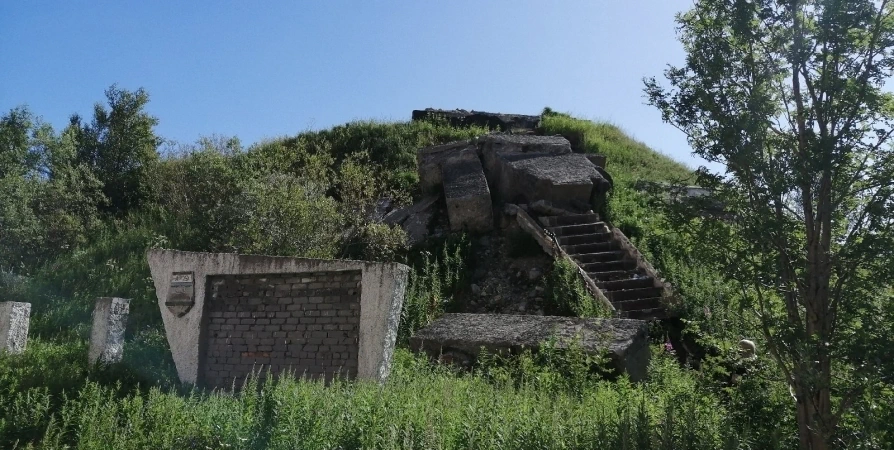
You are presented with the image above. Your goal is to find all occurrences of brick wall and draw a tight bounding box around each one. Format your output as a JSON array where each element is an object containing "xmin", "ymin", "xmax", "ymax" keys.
[{"xmin": 201, "ymin": 271, "xmax": 361, "ymax": 388}]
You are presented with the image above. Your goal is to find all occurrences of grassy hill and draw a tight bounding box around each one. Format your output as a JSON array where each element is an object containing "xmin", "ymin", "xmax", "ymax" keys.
[{"xmin": 0, "ymin": 108, "xmax": 806, "ymax": 449}]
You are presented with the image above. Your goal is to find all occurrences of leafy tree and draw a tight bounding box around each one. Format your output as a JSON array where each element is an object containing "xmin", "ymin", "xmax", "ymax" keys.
[
  {"xmin": 73, "ymin": 85, "xmax": 161, "ymax": 215},
  {"xmin": 646, "ymin": 1, "xmax": 894, "ymax": 448},
  {"xmin": 0, "ymin": 107, "xmax": 104, "ymax": 272}
]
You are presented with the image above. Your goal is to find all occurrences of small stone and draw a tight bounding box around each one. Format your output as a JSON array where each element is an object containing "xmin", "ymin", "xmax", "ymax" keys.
[
  {"xmin": 528, "ymin": 268, "xmax": 543, "ymax": 281},
  {"xmin": 517, "ymin": 302, "xmax": 527, "ymax": 312},
  {"xmin": 534, "ymin": 286, "xmax": 544, "ymax": 294},
  {"xmin": 471, "ymin": 284, "xmax": 481, "ymax": 295}
]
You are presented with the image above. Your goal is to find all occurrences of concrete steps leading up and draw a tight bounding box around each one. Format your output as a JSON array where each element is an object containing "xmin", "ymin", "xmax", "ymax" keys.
[{"xmin": 542, "ymin": 213, "xmax": 672, "ymax": 321}]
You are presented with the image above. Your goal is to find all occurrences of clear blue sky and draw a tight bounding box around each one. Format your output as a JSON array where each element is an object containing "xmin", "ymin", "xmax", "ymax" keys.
[{"xmin": 1, "ymin": 0, "xmax": 706, "ymax": 168}]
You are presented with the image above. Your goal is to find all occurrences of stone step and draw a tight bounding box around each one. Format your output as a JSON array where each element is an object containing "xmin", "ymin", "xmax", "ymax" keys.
[
  {"xmin": 587, "ymin": 269, "xmax": 644, "ymax": 282},
  {"xmin": 539, "ymin": 213, "xmax": 601, "ymax": 227},
  {"xmin": 606, "ymin": 287, "xmax": 664, "ymax": 303},
  {"xmin": 571, "ymin": 251, "xmax": 627, "ymax": 264},
  {"xmin": 557, "ymin": 232, "xmax": 613, "ymax": 246},
  {"xmin": 620, "ymin": 305, "xmax": 669, "ymax": 321},
  {"xmin": 581, "ymin": 259, "xmax": 637, "ymax": 273},
  {"xmin": 612, "ymin": 296, "xmax": 665, "ymax": 311},
  {"xmin": 596, "ymin": 276, "xmax": 655, "ymax": 291},
  {"xmin": 548, "ymin": 222, "xmax": 608, "ymax": 237},
  {"xmin": 564, "ymin": 241, "xmax": 620, "ymax": 255}
]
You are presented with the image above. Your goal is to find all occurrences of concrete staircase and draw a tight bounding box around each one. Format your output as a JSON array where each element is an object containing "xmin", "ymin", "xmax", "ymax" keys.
[{"xmin": 539, "ymin": 213, "xmax": 672, "ymax": 320}]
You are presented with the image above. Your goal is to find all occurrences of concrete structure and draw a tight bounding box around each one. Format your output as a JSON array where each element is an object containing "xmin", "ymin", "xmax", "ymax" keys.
[
  {"xmin": 442, "ymin": 150, "xmax": 494, "ymax": 232},
  {"xmin": 410, "ymin": 313, "xmax": 651, "ymax": 381},
  {"xmin": 0, "ymin": 302, "xmax": 31, "ymax": 354},
  {"xmin": 147, "ymin": 249, "xmax": 409, "ymax": 387},
  {"xmin": 412, "ymin": 108, "xmax": 541, "ymax": 133},
  {"xmin": 497, "ymin": 153, "xmax": 604, "ymax": 208},
  {"xmin": 89, "ymin": 297, "xmax": 130, "ymax": 364},
  {"xmin": 417, "ymin": 141, "xmax": 476, "ymax": 193}
]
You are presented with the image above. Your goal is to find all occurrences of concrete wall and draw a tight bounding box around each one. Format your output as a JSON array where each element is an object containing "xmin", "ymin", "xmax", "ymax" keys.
[
  {"xmin": 89, "ymin": 297, "xmax": 130, "ymax": 364},
  {"xmin": 147, "ymin": 250, "xmax": 408, "ymax": 386},
  {"xmin": 0, "ymin": 301, "xmax": 30, "ymax": 354},
  {"xmin": 202, "ymin": 272, "xmax": 361, "ymax": 387}
]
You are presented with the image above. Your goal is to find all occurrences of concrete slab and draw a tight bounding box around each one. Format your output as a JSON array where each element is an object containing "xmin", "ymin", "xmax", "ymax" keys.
[
  {"xmin": 417, "ymin": 141, "xmax": 477, "ymax": 193},
  {"xmin": 410, "ymin": 313, "xmax": 650, "ymax": 381},
  {"xmin": 442, "ymin": 154, "xmax": 494, "ymax": 233},
  {"xmin": 498, "ymin": 153, "xmax": 602, "ymax": 208},
  {"xmin": 0, "ymin": 302, "xmax": 30, "ymax": 355},
  {"xmin": 89, "ymin": 297, "xmax": 130, "ymax": 364}
]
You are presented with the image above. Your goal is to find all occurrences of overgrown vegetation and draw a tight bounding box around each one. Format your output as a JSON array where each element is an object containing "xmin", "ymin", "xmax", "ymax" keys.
[{"xmin": 0, "ymin": 69, "xmax": 890, "ymax": 446}]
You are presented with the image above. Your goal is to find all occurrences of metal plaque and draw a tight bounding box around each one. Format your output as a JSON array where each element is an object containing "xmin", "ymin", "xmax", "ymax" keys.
[{"xmin": 166, "ymin": 271, "xmax": 194, "ymax": 317}]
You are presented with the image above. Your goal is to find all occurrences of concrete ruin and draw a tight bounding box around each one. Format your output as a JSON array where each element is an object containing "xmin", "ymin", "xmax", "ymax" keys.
[
  {"xmin": 89, "ymin": 297, "xmax": 130, "ymax": 364},
  {"xmin": 0, "ymin": 301, "xmax": 30, "ymax": 354},
  {"xmin": 410, "ymin": 313, "xmax": 650, "ymax": 381},
  {"xmin": 415, "ymin": 134, "xmax": 611, "ymax": 233},
  {"xmin": 147, "ymin": 250, "xmax": 409, "ymax": 388},
  {"xmin": 412, "ymin": 108, "xmax": 541, "ymax": 133}
]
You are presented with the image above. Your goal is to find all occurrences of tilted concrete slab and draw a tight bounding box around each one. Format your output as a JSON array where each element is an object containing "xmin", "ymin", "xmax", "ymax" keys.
[
  {"xmin": 442, "ymin": 150, "xmax": 494, "ymax": 233},
  {"xmin": 89, "ymin": 297, "xmax": 130, "ymax": 364},
  {"xmin": 417, "ymin": 141, "xmax": 477, "ymax": 193},
  {"xmin": 410, "ymin": 313, "xmax": 650, "ymax": 381},
  {"xmin": 147, "ymin": 250, "xmax": 409, "ymax": 386},
  {"xmin": 498, "ymin": 153, "xmax": 603, "ymax": 208},
  {"xmin": 0, "ymin": 301, "xmax": 30, "ymax": 354}
]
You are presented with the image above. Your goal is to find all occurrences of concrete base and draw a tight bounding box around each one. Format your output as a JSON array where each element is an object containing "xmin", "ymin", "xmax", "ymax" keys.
[
  {"xmin": 147, "ymin": 250, "xmax": 409, "ymax": 386},
  {"xmin": 89, "ymin": 297, "xmax": 131, "ymax": 364},
  {"xmin": 0, "ymin": 302, "xmax": 31, "ymax": 355},
  {"xmin": 410, "ymin": 313, "xmax": 650, "ymax": 381}
]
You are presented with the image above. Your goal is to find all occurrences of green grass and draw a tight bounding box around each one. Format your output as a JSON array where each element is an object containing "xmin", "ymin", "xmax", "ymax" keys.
[{"xmin": 540, "ymin": 110, "xmax": 694, "ymax": 186}]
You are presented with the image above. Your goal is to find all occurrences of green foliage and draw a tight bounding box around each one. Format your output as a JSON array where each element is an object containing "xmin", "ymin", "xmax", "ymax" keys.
[
  {"xmin": 398, "ymin": 235, "xmax": 471, "ymax": 343},
  {"xmin": 543, "ymin": 258, "xmax": 610, "ymax": 318},
  {"xmin": 72, "ymin": 85, "xmax": 161, "ymax": 215},
  {"xmin": 540, "ymin": 110, "xmax": 693, "ymax": 187},
  {"xmin": 344, "ymin": 222, "xmax": 409, "ymax": 263},
  {"xmin": 645, "ymin": 0, "xmax": 894, "ymax": 446},
  {"xmin": 0, "ymin": 107, "xmax": 105, "ymax": 273},
  {"xmin": 0, "ymin": 349, "xmax": 757, "ymax": 450},
  {"xmin": 229, "ymin": 173, "xmax": 344, "ymax": 258}
]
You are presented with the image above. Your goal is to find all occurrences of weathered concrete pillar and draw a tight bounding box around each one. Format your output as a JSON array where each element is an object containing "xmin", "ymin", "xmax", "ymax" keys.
[
  {"xmin": 89, "ymin": 297, "xmax": 130, "ymax": 364},
  {"xmin": 0, "ymin": 301, "xmax": 31, "ymax": 354}
]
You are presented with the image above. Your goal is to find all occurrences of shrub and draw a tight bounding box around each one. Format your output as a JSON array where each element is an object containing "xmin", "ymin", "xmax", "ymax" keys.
[{"xmin": 543, "ymin": 258, "xmax": 610, "ymax": 318}]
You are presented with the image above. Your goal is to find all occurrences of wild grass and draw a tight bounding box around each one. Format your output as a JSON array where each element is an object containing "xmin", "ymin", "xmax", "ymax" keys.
[
  {"xmin": 0, "ymin": 348, "xmax": 757, "ymax": 450},
  {"xmin": 539, "ymin": 110, "xmax": 693, "ymax": 187}
]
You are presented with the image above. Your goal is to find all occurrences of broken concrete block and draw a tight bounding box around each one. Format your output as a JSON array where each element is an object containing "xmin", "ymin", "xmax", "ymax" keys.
[
  {"xmin": 479, "ymin": 134, "xmax": 572, "ymax": 176},
  {"xmin": 0, "ymin": 302, "xmax": 30, "ymax": 354},
  {"xmin": 442, "ymin": 149, "xmax": 494, "ymax": 233},
  {"xmin": 498, "ymin": 152, "xmax": 603, "ymax": 208},
  {"xmin": 417, "ymin": 141, "xmax": 476, "ymax": 193},
  {"xmin": 410, "ymin": 313, "xmax": 650, "ymax": 381},
  {"xmin": 89, "ymin": 297, "xmax": 131, "ymax": 364},
  {"xmin": 412, "ymin": 108, "xmax": 541, "ymax": 133},
  {"xmin": 147, "ymin": 250, "xmax": 409, "ymax": 387}
]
